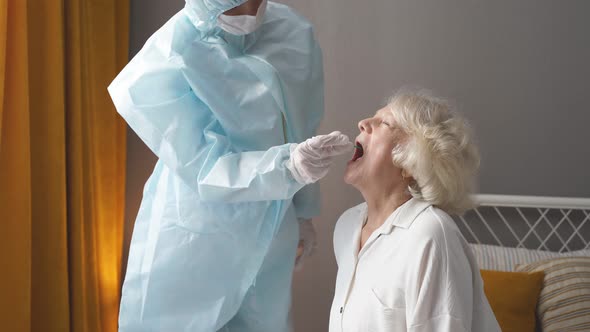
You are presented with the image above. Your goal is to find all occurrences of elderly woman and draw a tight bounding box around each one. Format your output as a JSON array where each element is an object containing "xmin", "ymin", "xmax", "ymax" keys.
[{"xmin": 329, "ymin": 90, "xmax": 501, "ymax": 332}]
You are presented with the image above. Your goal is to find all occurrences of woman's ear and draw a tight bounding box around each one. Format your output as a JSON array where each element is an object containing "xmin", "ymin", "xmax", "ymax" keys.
[
  {"xmin": 401, "ymin": 169, "xmax": 410, "ymax": 180},
  {"xmin": 401, "ymin": 170, "xmax": 416, "ymax": 188}
]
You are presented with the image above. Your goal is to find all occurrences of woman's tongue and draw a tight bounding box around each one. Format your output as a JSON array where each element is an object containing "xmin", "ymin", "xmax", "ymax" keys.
[{"xmin": 351, "ymin": 143, "xmax": 364, "ymax": 162}]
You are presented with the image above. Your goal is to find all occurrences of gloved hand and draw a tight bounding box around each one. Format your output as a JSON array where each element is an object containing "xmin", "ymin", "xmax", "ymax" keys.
[
  {"xmin": 295, "ymin": 219, "xmax": 317, "ymax": 271},
  {"xmin": 286, "ymin": 131, "xmax": 353, "ymax": 184}
]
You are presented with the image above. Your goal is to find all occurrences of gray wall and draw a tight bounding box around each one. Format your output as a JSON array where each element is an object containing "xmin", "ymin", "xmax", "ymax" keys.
[{"xmin": 125, "ymin": 1, "xmax": 590, "ymax": 331}]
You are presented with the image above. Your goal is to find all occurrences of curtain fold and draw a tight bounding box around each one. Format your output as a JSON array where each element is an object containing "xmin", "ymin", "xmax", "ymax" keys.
[
  {"xmin": 27, "ymin": 1, "xmax": 70, "ymax": 330},
  {"xmin": 0, "ymin": 1, "xmax": 32, "ymax": 331},
  {"xmin": 0, "ymin": 0, "xmax": 128, "ymax": 331},
  {"xmin": 64, "ymin": 0, "xmax": 127, "ymax": 330}
]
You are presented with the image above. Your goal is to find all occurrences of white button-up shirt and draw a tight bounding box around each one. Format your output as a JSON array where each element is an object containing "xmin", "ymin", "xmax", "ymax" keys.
[{"xmin": 329, "ymin": 198, "xmax": 500, "ymax": 332}]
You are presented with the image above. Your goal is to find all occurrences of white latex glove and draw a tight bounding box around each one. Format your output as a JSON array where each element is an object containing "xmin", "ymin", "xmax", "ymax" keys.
[
  {"xmin": 295, "ymin": 219, "xmax": 317, "ymax": 271},
  {"xmin": 286, "ymin": 131, "xmax": 353, "ymax": 184}
]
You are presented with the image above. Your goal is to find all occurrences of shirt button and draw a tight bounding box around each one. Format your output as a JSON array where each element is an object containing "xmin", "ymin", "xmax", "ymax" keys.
[{"xmin": 340, "ymin": 307, "xmax": 343, "ymax": 314}]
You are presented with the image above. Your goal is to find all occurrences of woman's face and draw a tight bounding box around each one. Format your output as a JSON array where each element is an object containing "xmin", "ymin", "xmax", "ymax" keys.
[{"xmin": 344, "ymin": 107, "xmax": 407, "ymax": 192}]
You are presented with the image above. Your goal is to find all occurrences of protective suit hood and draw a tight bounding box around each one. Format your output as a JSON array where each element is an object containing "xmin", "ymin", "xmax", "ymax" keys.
[{"xmin": 184, "ymin": 0, "xmax": 248, "ymax": 32}]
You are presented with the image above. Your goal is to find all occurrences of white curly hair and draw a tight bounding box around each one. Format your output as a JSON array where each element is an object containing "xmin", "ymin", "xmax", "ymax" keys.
[{"xmin": 388, "ymin": 88, "xmax": 480, "ymax": 215}]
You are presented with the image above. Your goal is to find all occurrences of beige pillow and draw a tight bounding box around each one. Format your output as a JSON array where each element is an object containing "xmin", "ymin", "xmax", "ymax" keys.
[
  {"xmin": 470, "ymin": 244, "xmax": 590, "ymax": 271},
  {"xmin": 516, "ymin": 257, "xmax": 590, "ymax": 332}
]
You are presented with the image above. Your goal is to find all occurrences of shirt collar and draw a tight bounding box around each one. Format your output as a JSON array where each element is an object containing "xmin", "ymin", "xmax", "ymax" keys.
[{"xmin": 360, "ymin": 197, "xmax": 432, "ymax": 235}]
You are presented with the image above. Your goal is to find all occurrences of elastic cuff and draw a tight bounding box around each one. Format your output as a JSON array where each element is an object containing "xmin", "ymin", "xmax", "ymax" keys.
[{"xmin": 284, "ymin": 144, "xmax": 308, "ymax": 184}]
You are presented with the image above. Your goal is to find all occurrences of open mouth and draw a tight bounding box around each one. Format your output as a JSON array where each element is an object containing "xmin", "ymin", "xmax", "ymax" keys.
[{"xmin": 351, "ymin": 142, "xmax": 364, "ymax": 162}]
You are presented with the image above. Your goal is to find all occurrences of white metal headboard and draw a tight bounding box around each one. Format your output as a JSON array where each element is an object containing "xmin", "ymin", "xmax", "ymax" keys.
[{"xmin": 455, "ymin": 194, "xmax": 590, "ymax": 253}]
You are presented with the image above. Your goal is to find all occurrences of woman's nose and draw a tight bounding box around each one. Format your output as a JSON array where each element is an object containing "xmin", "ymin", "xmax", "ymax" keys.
[{"xmin": 358, "ymin": 118, "xmax": 371, "ymax": 133}]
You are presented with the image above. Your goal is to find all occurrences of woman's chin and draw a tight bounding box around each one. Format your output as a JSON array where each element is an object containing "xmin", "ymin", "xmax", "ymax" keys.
[
  {"xmin": 343, "ymin": 174, "xmax": 353, "ymax": 185},
  {"xmin": 343, "ymin": 165, "xmax": 359, "ymax": 186}
]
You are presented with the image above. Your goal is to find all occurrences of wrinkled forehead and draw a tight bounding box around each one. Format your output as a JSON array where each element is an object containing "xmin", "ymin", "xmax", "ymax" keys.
[{"xmin": 375, "ymin": 106, "xmax": 395, "ymax": 120}]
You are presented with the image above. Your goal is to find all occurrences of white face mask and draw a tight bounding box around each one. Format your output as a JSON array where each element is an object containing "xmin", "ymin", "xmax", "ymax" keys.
[{"xmin": 217, "ymin": 0, "xmax": 267, "ymax": 35}]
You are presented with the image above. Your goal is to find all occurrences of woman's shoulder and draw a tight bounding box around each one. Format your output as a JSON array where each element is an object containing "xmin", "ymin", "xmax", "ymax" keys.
[
  {"xmin": 399, "ymin": 205, "xmax": 474, "ymax": 284},
  {"xmin": 408, "ymin": 205, "xmax": 466, "ymax": 252}
]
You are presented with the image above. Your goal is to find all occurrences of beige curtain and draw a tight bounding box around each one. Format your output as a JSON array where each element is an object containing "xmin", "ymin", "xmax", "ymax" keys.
[{"xmin": 0, "ymin": 0, "xmax": 129, "ymax": 331}]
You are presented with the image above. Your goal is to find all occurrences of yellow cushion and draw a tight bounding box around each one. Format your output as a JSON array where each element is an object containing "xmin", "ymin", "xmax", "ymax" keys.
[{"xmin": 480, "ymin": 269, "xmax": 544, "ymax": 332}]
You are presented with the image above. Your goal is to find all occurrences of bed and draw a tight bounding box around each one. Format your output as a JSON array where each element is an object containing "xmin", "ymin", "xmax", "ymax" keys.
[{"xmin": 453, "ymin": 194, "xmax": 590, "ymax": 332}]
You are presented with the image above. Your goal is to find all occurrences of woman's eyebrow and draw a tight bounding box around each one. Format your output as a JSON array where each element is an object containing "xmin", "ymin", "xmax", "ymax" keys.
[{"xmin": 376, "ymin": 109, "xmax": 392, "ymax": 120}]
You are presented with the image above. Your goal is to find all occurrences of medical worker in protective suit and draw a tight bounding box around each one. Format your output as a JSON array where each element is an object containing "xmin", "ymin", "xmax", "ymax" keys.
[{"xmin": 108, "ymin": 0, "xmax": 352, "ymax": 331}]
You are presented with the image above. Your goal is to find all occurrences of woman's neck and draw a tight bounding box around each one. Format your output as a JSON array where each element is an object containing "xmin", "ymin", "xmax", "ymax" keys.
[{"xmin": 363, "ymin": 188, "xmax": 411, "ymax": 230}]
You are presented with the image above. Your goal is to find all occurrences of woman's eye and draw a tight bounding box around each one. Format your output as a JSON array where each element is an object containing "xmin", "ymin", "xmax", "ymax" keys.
[{"xmin": 380, "ymin": 120, "xmax": 391, "ymax": 127}]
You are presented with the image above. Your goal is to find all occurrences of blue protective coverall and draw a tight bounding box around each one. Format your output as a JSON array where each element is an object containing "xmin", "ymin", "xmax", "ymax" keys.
[{"xmin": 108, "ymin": 0, "xmax": 323, "ymax": 331}]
